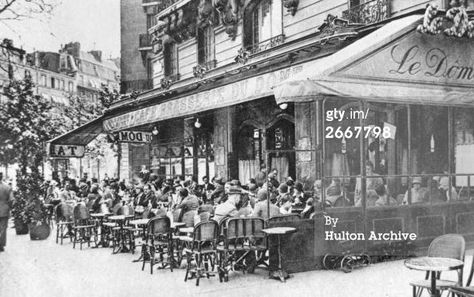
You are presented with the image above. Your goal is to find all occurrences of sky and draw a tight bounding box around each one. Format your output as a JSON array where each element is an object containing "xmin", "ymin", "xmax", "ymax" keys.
[{"xmin": 0, "ymin": 0, "xmax": 120, "ymax": 58}]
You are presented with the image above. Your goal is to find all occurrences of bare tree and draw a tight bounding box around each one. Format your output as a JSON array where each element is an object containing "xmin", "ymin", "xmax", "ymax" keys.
[{"xmin": 0, "ymin": 0, "xmax": 57, "ymax": 21}]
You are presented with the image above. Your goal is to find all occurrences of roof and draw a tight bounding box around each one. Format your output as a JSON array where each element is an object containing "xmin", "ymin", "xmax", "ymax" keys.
[{"xmin": 48, "ymin": 115, "xmax": 105, "ymax": 146}]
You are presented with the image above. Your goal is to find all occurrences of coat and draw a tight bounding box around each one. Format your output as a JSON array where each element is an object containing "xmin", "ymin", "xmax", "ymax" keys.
[{"xmin": 0, "ymin": 182, "xmax": 14, "ymax": 218}]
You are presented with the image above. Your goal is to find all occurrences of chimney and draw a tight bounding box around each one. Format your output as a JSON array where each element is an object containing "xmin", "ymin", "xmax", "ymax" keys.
[{"xmin": 89, "ymin": 50, "xmax": 102, "ymax": 62}]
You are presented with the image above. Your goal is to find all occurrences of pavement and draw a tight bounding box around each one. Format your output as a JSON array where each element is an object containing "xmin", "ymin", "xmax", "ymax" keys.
[{"xmin": 0, "ymin": 220, "xmax": 469, "ymax": 297}]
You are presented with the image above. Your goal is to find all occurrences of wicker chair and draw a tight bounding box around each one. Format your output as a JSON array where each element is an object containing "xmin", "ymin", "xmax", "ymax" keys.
[
  {"xmin": 72, "ymin": 204, "xmax": 98, "ymax": 250},
  {"xmin": 217, "ymin": 217, "xmax": 266, "ymax": 282},
  {"xmin": 55, "ymin": 203, "xmax": 74, "ymax": 245},
  {"xmin": 183, "ymin": 220, "xmax": 219, "ymax": 286},
  {"xmin": 410, "ymin": 234, "xmax": 466, "ymax": 297},
  {"xmin": 142, "ymin": 216, "xmax": 174, "ymax": 274}
]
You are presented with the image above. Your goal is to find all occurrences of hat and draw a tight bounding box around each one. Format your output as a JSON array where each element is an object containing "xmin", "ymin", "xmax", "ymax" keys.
[
  {"xmin": 248, "ymin": 184, "xmax": 257, "ymax": 192},
  {"xmin": 214, "ymin": 177, "xmax": 224, "ymax": 185},
  {"xmin": 412, "ymin": 177, "xmax": 422, "ymax": 184},
  {"xmin": 228, "ymin": 185, "xmax": 242, "ymax": 195},
  {"xmin": 295, "ymin": 182, "xmax": 304, "ymax": 192},
  {"xmin": 256, "ymin": 189, "xmax": 268, "ymax": 201},
  {"xmin": 279, "ymin": 183, "xmax": 288, "ymax": 193},
  {"xmin": 230, "ymin": 179, "xmax": 241, "ymax": 187}
]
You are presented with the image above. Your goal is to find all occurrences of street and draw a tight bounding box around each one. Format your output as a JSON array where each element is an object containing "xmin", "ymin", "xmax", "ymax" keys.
[{"xmin": 1, "ymin": 220, "xmax": 464, "ymax": 297}]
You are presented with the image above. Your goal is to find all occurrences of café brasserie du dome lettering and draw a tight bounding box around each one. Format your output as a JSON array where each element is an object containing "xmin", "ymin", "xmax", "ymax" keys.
[{"xmin": 390, "ymin": 44, "xmax": 474, "ymax": 81}]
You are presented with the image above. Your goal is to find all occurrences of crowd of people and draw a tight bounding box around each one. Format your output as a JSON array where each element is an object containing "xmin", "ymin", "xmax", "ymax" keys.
[
  {"xmin": 40, "ymin": 160, "xmax": 460, "ymax": 223},
  {"xmin": 42, "ymin": 168, "xmax": 318, "ymax": 224}
]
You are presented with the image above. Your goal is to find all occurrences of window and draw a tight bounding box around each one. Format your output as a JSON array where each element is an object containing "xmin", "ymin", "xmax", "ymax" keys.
[
  {"xmin": 163, "ymin": 43, "xmax": 178, "ymax": 77},
  {"xmin": 68, "ymin": 81, "xmax": 73, "ymax": 92},
  {"xmin": 243, "ymin": 0, "xmax": 283, "ymax": 51},
  {"xmin": 146, "ymin": 15, "xmax": 157, "ymax": 29},
  {"xmin": 197, "ymin": 26, "xmax": 215, "ymax": 66},
  {"xmin": 50, "ymin": 77, "xmax": 55, "ymax": 89},
  {"xmin": 60, "ymin": 79, "xmax": 65, "ymax": 90},
  {"xmin": 41, "ymin": 75, "xmax": 47, "ymax": 86}
]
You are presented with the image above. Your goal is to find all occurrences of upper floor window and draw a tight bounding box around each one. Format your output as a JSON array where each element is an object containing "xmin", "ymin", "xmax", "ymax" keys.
[
  {"xmin": 147, "ymin": 15, "xmax": 158, "ymax": 30},
  {"xmin": 243, "ymin": 0, "xmax": 283, "ymax": 52},
  {"xmin": 60, "ymin": 79, "xmax": 65, "ymax": 90},
  {"xmin": 41, "ymin": 75, "xmax": 47, "ymax": 86},
  {"xmin": 163, "ymin": 43, "xmax": 178, "ymax": 77},
  {"xmin": 50, "ymin": 77, "xmax": 56, "ymax": 89},
  {"xmin": 68, "ymin": 81, "xmax": 74, "ymax": 92},
  {"xmin": 197, "ymin": 26, "xmax": 215, "ymax": 66}
]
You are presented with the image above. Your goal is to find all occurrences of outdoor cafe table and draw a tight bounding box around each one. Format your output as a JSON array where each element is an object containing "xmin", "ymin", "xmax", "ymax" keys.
[
  {"xmin": 108, "ymin": 215, "xmax": 134, "ymax": 254},
  {"xmin": 90, "ymin": 213, "xmax": 110, "ymax": 247},
  {"xmin": 404, "ymin": 257, "xmax": 464, "ymax": 297},
  {"xmin": 262, "ymin": 227, "xmax": 297, "ymax": 282}
]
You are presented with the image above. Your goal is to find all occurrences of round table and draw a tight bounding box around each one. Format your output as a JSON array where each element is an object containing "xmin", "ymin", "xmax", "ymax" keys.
[
  {"xmin": 405, "ymin": 257, "xmax": 464, "ymax": 297},
  {"xmin": 108, "ymin": 216, "xmax": 128, "ymax": 254},
  {"xmin": 262, "ymin": 227, "xmax": 297, "ymax": 282},
  {"xmin": 90, "ymin": 213, "xmax": 110, "ymax": 247},
  {"xmin": 129, "ymin": 218, "xmax": 151, "ymax": 262}
]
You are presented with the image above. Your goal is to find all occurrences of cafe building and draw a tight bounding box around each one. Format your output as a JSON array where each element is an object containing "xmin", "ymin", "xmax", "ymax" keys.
[{"xmin": 49, "ymin": 1, "xmax": 474, "ymax": 271}]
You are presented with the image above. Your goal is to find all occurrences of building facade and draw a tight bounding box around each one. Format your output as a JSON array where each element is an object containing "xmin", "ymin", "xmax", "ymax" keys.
[
  {"xmin": 0, "ymin": 39, "xmax": 120, "ymax": 182},
  {"xmin": 54, "ymin": 0, "xmax": 474, "ymax": 270}
]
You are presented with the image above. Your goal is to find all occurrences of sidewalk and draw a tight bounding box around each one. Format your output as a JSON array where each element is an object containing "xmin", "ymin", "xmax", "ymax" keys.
[{"xmin": 0, "ymin": 221, "xmax": 467, "ymax": 297}]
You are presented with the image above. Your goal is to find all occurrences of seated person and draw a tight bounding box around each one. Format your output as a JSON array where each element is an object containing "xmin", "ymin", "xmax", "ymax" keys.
[
  {"xmin": 374, "ymin": 184, "xmax": 398, "ymax": 207},
  {"xmin": 276, "ymin": 184, "xmax": 291, "ymax": 207},
  {"xmin": 251, "ymin": 189, "xmax": 280, "ymax": 219},
  {"xmin": 355, "ymin": 161, "xmax": 384, "ymax": 206},
  {"xmin": 301, "ymin": 198, "xmax": 316, "ymax": 219},
  {"xmin": 292, "ymin": 182, "xmax": 307, "ymax": 212},
  {"xmin": 236, "ymin": 194, "xmax": 252, "ymax": 217},
  {"xmin": 176, "ymin": 188, "xmax": 199, "ymax": 215},
  {"xmin": 325, "ymin": 178, "xmax": 343, "ymax": 206},
  {"xmin": 439, "ymin": 177, "xmax": 458, "ymax": 201},
  {"xmin": 213, "ymin": 186, "xmax": 241, "ymax": 223},
  {"xmin": 403, "ymin": 177, "xmax": 428, "ymax": 204},
  {"xmin": 313, "ymin": 180, "xmax": 322, "ymax": 202}
]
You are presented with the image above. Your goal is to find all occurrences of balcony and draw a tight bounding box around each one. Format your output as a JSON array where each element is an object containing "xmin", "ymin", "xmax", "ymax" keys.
[
  {"xmin": 342, "ymin": 0, "xmax": 391, "ymax": 25},
  {"xmin": 138, "ymin": 33, "xmax": 152, "ymax": 51},
  {"xmin": 246, "ymin": 35, "xmax": 285, "ymax": 55},
  {"xmin": 142, "ymin": 0, "xmax": 181, "ymax": 11}
]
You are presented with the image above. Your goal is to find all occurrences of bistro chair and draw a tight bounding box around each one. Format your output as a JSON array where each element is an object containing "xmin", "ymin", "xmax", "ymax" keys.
[
  {"xmin": 72, "ymin": 203, "xmax": 98, "ymax": 250},
  {"xmin": 450, "ymin": 286, "xmax": 474, "ymax": 297},
  {"xmin": 142, "ymin": 216, "xmax": 174, "ymax": 274},
  {"xmin": 217, "ymin": 217, "xmax": 266, "ymax": 282},
  {"xmin": 183, "ymin": 220, "xmax": 219, "ymax": 286},
  {"xmin": 54, "ymin": 202, "xmax": 74, "ymax": 245},
  {"xmin": 410, "ymin": 234, "xmax": 466, "ymax": 297}
]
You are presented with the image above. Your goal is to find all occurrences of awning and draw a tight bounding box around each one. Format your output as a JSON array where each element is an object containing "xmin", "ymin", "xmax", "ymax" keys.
[
  {"xmin": 273, "ymin": 14, "xmax": 474, "ymax": 107},
  {"xmin": 48, "ymin": 115, "xmax": 105, "ymax": 146}
]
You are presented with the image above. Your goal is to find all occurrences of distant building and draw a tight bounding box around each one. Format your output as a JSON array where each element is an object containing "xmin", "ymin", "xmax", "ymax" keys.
[{"xmin": 0, "ymin": 38, "xmax": 120, "ymax": 181}]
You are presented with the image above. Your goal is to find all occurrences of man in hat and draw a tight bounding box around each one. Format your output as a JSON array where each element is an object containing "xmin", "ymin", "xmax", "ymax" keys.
[
  {"xmin": 213, "ymin": 185, "xmax": 241, "ymax": 223},
  {"xmin": 403, "ymin": 177, "xmax": 428, "ymax": 204},
  {"xmin": 0, "ymin": 172, "xmax": 14, "ymax": 252}
]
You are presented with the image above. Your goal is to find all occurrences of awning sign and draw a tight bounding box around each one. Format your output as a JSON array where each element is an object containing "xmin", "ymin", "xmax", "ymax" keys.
[
  {"xmin": 48, "ymin": 144, "xmax": 85, "ymax": 158},
  {"xmin": 115, "ymin": 131, "xmax": 152, "ymax": 143}
]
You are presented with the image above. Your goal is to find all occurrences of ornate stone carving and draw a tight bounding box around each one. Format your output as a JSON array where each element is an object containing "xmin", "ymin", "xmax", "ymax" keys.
[
  {"xmin": 283, "ymin": 0, "xmax": 298, "ymax": 16},
  {"xmin": 317, "ymin": 14, "xmax": 349, "ymax": 37},
  {"xmin": 192, "ymin": 60, "xmax": 217, "ymax": 78},
  {"xmin": 234, "ymin": 47, "xmax": 250, "ymax": 64},
  {"xmin": 417, "ymin": 2, "xmax": 474, "ymax": 38},
  {"xmin": 214, "ymin": 0, "xmax": 241, "ymax": 40},
  {"xmin": 198, "ymin": 0, "xmax": 218, "ymax": 27}
]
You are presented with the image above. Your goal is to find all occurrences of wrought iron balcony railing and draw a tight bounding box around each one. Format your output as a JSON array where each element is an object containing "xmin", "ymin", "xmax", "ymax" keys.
[
  {"xmin": 342, "ymin": 0, "xmax": 391, "ymax": 25},
  {"xmin": 142, "ymin": 0, "xmax": 181, "ymax": 11},
  {"xmin": 139, "ymin": 33, "xmax": 152, "ymax": 50},
  {"xmin": 246, "ymin": 34, "xmax": 285, "ymax": 55}
]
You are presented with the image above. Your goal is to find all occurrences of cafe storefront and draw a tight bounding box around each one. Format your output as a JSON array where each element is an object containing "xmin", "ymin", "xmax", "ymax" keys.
[
  {"xmin": 103, "ymin": 58, "xmax": 324, "ymax": 186},
  {"xmin": 272, "ymin": 13, "xmax": 474, "ymax": 270}
]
